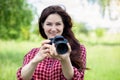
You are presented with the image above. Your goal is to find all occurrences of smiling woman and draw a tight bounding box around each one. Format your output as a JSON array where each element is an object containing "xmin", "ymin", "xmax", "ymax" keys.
[
  {"xmin": 17, "ymin": 5, "xmax": 87, "ymax": 80},
  {"xmin": 42, "ymin": 13, "xmax": 64, "ymax": 38}
]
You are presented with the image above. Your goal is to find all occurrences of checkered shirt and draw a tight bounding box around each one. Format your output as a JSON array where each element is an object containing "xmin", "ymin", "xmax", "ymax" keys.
[{"xmin": 17, "ymin": 45, "xmax": 86, "ymax": 80}]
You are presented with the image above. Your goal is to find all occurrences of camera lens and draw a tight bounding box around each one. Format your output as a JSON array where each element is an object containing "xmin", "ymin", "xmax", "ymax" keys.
[
  {"xmin": 48, "ymin": 36, "xmax": 68, "ymax": 54},
  {"xmin": 55, "ymin": 41, "xmax": 68, "ymax": 54}
]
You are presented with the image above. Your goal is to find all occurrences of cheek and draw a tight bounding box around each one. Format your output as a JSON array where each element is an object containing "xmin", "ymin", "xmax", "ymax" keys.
[
  {"xmin": 44, "ymin": 28, "xmax": 49, "ymax": 34},
  {"xmin": 61, "ymin": 27, "xmax": 65, "ymax": 34},
  {"xmin": 61, "ymin": 26, "xmax": 64, "ymax": 32},
  {"xmin": 43, "ymin": 26, "xmax": 48, "ymax": 34}
]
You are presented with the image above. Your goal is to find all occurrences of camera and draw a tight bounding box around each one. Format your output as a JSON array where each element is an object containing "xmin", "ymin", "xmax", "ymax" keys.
[{"xmin": 49, "ymin": 36, "xmax": 68, "ymax": 54}]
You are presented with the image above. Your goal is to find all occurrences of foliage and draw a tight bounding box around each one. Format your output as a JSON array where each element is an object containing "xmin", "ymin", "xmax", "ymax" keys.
[
  {"xmin": 87, "ymin": 0, "xmax": 110, "ymax": 16},
  {"xmin": 87, "ymin": 0, "xmax": 119, "ymax": 19},
  {"xmin": 94, "ymin": 27, "xmax": 105, "ymax": 38},
  {"xmin": 0, "ymin": 0, "xmax": 33, "ymax": 40},
  {"xmin": 73, "ymin": 22, "xmax": 89, "ymax": 35},
  {"xmin": 98, "ymin": 0, "xmax": 110, "ymax": 17},
  {"xmin": 88, "ymin": 0, "xmax": 120, "ymax": 20}
]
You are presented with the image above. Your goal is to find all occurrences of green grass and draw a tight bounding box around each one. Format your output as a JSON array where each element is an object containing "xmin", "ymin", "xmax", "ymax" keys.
[
  {"xmin": 85, "ymin": 45, "xmax": 120, "ymax": 80},
  {"xmin": 0, "ymin": 40, "xmax": 40, "ymax": 80},
  {"xmin": 0, "ymin": 40, "xmax": 120, "ymax": 80}
]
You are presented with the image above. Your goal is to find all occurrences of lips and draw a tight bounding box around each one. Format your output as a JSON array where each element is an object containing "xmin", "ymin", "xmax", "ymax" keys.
[
  {"xmin": 49, "ymin": 32, "xmax": 57, "ymax": 36},
  {"xmin": 50, "ymin": 34, "xmax": 57, "ymax": 37}
]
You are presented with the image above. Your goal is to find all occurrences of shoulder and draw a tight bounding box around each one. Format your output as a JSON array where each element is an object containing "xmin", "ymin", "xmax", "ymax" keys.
[
  {"xmin": 24, "ymin": 48, "xmax": 40, "ymax": 59},
  {"xmin": 22, "ymin": 48, "xmax": 40, "ymax": 65},
  {"xmin": 80, "ymin": 44, "xmax": 86, "ymax": 68},
  {"xmin": 80, "ymin": 44, "xmax": 86, "ymax": 52},
  {"xmin": 80, "ymin": 44, "xmax": 86, "ymax": 57}
]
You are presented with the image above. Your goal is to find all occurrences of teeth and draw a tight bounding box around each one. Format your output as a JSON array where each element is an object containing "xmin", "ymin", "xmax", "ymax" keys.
[
  {"xmin": 51, "ymin": 34, "xmax": 56, "ymax": 36},
  {"xmin": 50, "ymin": 33, "xmax": 55, "ymax": 34}
]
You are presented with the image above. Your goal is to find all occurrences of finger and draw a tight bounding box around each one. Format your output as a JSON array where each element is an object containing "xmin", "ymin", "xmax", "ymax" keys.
[
  {"xmin": 46, "ymin": 52, "xmax": 52, "ymax": 58},
  {"xmin": 41, "ymin": 40, "xmax": 51, "ymax": 46},
  {"xmin": 44, "ymin": 48, "xmax": 50, "ymax": 53},
  {"xmin": 49, "ymin": 44, "xmax": 54, "ymax": 56},
  {"xmin": 67, "ymin": 43, "xmax": 71, "ymax": 52},
  {"xmin": 52, "ymin": 43, "xmax": 58, "ymax": 56},
  {"xmin": 41, "ymin": 44, "xmax": 51, "ymax": 51},
  {"xmin": 49, "ymin": 44, "xmax": 57, "ymax": 58}
]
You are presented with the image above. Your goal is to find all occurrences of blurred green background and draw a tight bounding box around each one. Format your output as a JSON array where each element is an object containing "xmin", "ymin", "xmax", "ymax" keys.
[{"xmin": 0, "ymin": 0, "xmax": 120, "ymax": 80}]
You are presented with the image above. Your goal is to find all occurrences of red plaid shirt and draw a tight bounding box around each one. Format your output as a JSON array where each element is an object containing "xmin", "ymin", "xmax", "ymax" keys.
[{"xmin": 17, "ymin": 45, "xmax": 86, "ymax": 80}]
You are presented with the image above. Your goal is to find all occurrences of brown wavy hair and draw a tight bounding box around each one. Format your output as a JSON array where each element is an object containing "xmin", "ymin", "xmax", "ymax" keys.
[{"xmin": 38, "ymin": 5, "xmax": 85, "ymax": 71}]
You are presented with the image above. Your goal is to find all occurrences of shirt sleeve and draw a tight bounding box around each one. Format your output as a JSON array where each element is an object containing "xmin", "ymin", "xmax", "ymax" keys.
[
  {"xmin": 16, "ymin": 48, "xmax": 39, "ymax": 80},
  {"xmin": 72, "ymin": 45, "xmax": 86, "ymax": 80},
  {"xmin": 71, "ymin": 45, "xmax": 86, "ymax": 80}
]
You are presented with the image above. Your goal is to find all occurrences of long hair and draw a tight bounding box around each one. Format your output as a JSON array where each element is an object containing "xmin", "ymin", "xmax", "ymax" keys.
[{"xmin": 38, "ymin": 5, "xmax": 85, "ymax": 70}]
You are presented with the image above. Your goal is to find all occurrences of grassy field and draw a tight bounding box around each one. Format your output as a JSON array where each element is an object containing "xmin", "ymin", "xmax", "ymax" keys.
[
  {"xmin": 85, "ymin": 44, "xmax": 120, "ymax": 80},
  {"xmin": 0, "ymin": 39, "xmax": 120, "ymax": 80}
]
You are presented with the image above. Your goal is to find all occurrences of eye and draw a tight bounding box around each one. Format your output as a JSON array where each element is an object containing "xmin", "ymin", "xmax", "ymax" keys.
[
  {"xmin": 46, "ymin": 23, "xmax": 52, "ymax": 26},
  {"xmin": 56, "ymin": 23, "xmax": 61, "ymax": 26}
]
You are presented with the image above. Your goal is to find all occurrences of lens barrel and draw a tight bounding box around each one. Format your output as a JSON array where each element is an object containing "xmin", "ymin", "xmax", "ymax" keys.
[{"xmin": 49, "ymin": 36, "xmax": 68, "ymax": 54}]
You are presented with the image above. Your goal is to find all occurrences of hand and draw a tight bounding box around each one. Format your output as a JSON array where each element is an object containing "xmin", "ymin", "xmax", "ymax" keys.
[
  {"xmin": 32, "ymin": 40, "xmax": 51, "ymax": 63},
  {"xmin": 50, "ymin": 43, "xmax": 71, "ymax": 61}
]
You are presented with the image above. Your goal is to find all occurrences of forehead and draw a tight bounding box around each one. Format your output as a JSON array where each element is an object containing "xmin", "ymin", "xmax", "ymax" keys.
[{"xmin": 45, "ymin": 13, "xmax": 63, "ymax": 22}]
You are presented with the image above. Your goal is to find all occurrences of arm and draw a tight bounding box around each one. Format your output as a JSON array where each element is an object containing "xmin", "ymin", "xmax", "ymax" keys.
[
  {"xmin": 49, "ymin": 43, "xmax": 74, "ymax": 80},
  {"xmin": 21, "ymin": 56, "xmax": 40, "ymax": 80},
  {"xmin": 61, "ymin": 45, "xmax": 86, "ymax": 80},
  {"xmin": 17, "ymin": 40, "xmax": 51, "ymax": 80},
  {"xmin": 17, "ymin": 48, "xmax": 47, "ymax": 80},
  {"xmin": 61, "ymin": 57, "xmax": 74, "ymax": 80},
  {"xmin": 17, "ymin": 48, "xmax": 39, "ymax": 80}
]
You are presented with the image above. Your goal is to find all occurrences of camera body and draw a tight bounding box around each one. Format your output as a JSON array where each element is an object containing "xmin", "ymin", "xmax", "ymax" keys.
[{"xmin": 49, "ymin": 36, "xmax": 68, "ymax": 54}]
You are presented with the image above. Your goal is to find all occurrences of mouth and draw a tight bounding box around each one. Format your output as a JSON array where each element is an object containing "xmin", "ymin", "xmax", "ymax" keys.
[
  {"xmin": 50, "ymin": 34, "xmax": 57, "ymax": 38},
  {"xmin": 50, "ymin": 32, "xmax": 57, "ymax": 36},
  {"xmin": 49, "ymin": 33, "xmax": 60, "ymax": 38}
]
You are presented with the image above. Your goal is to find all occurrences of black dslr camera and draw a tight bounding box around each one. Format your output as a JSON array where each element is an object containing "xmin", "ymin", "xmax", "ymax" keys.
[{"xmin": 49, "ymin": 36, "xmax": 68, "ymax": 54}]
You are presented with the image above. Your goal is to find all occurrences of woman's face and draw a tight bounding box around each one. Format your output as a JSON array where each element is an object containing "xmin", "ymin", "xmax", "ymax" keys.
[{"xmin": 43, "ymin": 13, "xmax": 64, "ymax": 39}]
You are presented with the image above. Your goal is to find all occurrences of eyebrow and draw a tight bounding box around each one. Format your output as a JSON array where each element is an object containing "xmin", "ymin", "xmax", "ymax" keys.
[{"xmin": 46, "ymin": 21, "xmax": 63, "ymax": 23}]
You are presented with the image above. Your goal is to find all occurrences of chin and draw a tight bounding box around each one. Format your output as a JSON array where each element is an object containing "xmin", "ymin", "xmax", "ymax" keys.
[
  {"xmin": 48, "ymin": 34, "xmax": 62, "ymax": 39},
  {"xmin": 48, "ymin": 36, "xmax": 56, "ymax": 39}
]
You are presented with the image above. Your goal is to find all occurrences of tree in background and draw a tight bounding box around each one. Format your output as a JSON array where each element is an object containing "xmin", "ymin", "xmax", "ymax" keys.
[
  {"xmin": 95, "ymin": 27, "xmax": 105, "ymax": 38},
  {"xmin": 87, "ymin": 0, "xmax": 120, "ymax": 20},
  {"xmin": 0, "ymin": 0, "xmax": 33, "ymax": 40},
  {"xmin": 73, "ymin": 22, "xmax": 89, "ymax": 35}
]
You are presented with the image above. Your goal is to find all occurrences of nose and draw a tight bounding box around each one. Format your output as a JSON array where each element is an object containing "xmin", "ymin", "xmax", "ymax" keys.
[{"xmin": 51, "ymin": 25, "xmax": 57, "ymax": 31}]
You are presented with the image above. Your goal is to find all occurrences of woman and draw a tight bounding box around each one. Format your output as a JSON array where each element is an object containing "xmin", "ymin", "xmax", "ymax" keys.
[{"xmin": 17, "ymin": 5, "xmax": 86, "ymax": 80}]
